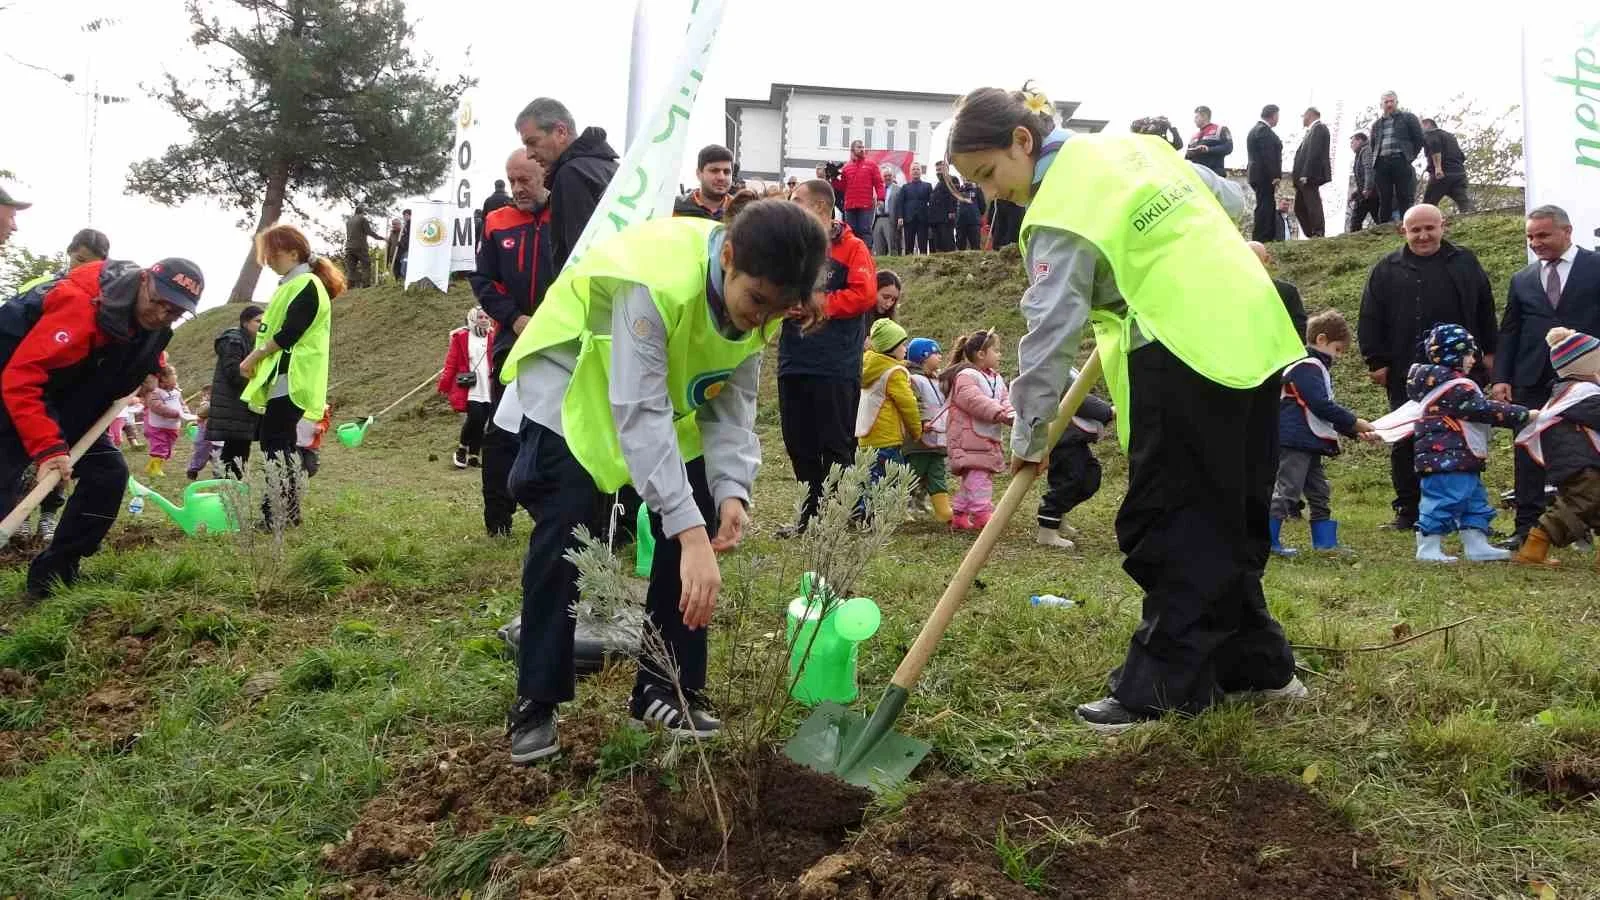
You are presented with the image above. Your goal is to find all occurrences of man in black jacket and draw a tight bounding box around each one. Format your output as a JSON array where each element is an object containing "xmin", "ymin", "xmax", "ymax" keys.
[
  {"xmin": 208, "ymin": 305, "xmax": 265, "ymax": 480},
  {"xmin": 1357, "ymin": 204, "xmax": 1499, "ymax": 528},
  {"xmin": 1291, "ymin": 107, "xmax": 1331, "ymax": 238},
  {"xmin": 955, "ymin": 180, "xmax": 986, "ymax": 250},
  {"xmin": 471, "ymin": 149, "xmax": 555, "ymax": 537},
  {"xmin": 1492, "ymin": 205, "xmax": 1600, "ymax": 545},
  {"xmin": 671, "ymin": 144, "xmax": 734, "ymax": 221},
  {"xmin": 897, "ymin": 163, "xmax": 931, "ymax": 254},
  {"xmin": 927, "ymin": 161, "xmax": 958, "ymax": 252},
  {"xmin": 1421, "ymin": 119, "xmax": 1472, "ymax": 213},
  {"xmin": 515, "ymin": 97, "xmax": 620, "ymax": 274},
  {"xmin": 1369, "ymin": 91, "xmax": 1426, "ymax": 225},
  {"xmin": 1348, "ymin": 133, "xmax": 1379, "ymax": 232},
  {"xmin": 1247, "ymin": 105, "xmax": 1283, "ymax": 242},
  {"xmin": 1186, "ymin": 106, "xmax": 1233, "ymax": 175}
]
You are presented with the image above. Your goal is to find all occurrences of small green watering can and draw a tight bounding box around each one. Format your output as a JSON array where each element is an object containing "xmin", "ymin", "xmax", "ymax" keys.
[
  {"xmin": 184, "ymin": 421, "xmax": 199, "ymax": 440},
  {"xmin": 335, "ymin": 417, "xmax": 373, "ymax": 448},
  {"xmin": 126, "ymin": 477, "xmax": 247, "ymax": 536},
  {"xmin": 785, "ymin": 572, "xmax": 881, "ymax": 706}
]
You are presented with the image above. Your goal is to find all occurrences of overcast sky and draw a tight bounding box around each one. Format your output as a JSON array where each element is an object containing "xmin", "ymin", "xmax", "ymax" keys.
[{"xmin": 1, "ymin": 1, "xmax": 1525, "ymax": 310}]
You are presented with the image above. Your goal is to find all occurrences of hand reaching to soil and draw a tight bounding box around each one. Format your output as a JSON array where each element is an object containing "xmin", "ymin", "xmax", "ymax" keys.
[
  {"xmin": 710, "ymin": 498, "xmax": 748, "ymax": 553},
  {"xmin": 678, "ymin": 527, "xmax": 721, "ymax": 630}
]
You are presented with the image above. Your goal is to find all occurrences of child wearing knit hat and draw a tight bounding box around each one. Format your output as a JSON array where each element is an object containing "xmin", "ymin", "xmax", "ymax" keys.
[
  {"xmin": 857, "ymin": 318, "xmax": 923, "ymax": 487},
  {"xmin": 1512, "ymin": 327, "xmax": 1600, "ymax": 568}
]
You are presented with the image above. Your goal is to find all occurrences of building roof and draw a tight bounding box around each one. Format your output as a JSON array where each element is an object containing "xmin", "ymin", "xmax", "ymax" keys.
[{"xmin": 724, "ymin": 82, "xmax": 1108, "ymax": 139}]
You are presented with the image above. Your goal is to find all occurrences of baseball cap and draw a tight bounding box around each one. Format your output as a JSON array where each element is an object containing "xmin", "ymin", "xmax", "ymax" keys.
[
  {"xmin": 147, "ymin": 258, "xmax": 205, "ymax": 313},
  {"xmin": 0, "ymin": 186, "xmax": 31, "ymax": 210}
]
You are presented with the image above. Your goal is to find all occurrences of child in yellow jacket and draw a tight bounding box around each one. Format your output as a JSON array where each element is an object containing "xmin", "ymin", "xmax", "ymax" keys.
[{"xmin": 857, "ymin": 319, "xmax": 922, "ymax": 482}]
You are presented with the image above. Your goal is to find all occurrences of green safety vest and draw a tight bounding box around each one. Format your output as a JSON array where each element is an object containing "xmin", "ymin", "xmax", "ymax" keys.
[
  {"xmin": 244, "ymin": 271, "xmax": 332, "ymax": 420},
  {"xmin": 500, "ymin": 217, "xmax": 776, "ymax": 492},
  {"xmin": 1020, "ymin": 133, "xmax": 1304, "ymax": 449}
]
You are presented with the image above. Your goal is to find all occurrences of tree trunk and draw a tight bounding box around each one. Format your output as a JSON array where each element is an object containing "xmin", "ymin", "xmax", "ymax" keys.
[{"xmin": 228, "ymin": 160, "xmax": 290, "ymax": 303}]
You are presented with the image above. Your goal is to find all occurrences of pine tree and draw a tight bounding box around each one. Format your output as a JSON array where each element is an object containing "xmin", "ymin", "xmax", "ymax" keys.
[{"xmin": 127, "ymin": 0, "xmax": 468, "ymax": 302}]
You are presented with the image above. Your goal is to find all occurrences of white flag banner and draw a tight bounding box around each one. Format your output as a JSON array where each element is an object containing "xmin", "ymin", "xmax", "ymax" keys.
[
  {"xmin": 447, "ymin": 93, "xmax": 492, "ymax": 271},
  {"xmin": 565, "ymin": 0, "xmax": 727, "ymax": 268},
  {"xmin": 404, "ymin": 200, "xmax": 453, "ymax": 292},
  {"xmin": 1522, "ymin": 20, "xmax": 1600, "ymax": 252}
]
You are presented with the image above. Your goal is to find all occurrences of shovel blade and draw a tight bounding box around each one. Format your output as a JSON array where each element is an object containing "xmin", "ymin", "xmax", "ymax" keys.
[{"xmin": 784, "ymin": 699, "xmax": 930, "ymax": 791}]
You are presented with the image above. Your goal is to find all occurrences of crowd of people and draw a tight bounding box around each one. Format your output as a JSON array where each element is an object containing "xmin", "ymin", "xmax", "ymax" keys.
[{"xmin": 4, "ymin": 78, "xmax": 1599, "ymax": 761}]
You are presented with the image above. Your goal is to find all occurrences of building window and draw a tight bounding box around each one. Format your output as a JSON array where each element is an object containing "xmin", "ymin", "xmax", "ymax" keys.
[
  {"xmin": 908, "ymin": 119, "xmax": 918, "ymax": 153},
  {"xmin": 886, "ymin": 118, "xmax": 897, "ymax": 151},
  {"xmin": 818, "ymin": 115, "xmax": 829, "ymax": 148},
  {"xmin": 841, "ymin": 115, "xmax": 851, "ymax": 148},
  {"xmin": 864, "ymin": 117, "xmax": 874, "ymax": 148}
]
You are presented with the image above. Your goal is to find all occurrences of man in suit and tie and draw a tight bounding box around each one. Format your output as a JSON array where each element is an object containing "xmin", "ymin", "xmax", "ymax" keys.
[
  {"xmin": 1492, "ymin": 204, "xmax": 1600, "ymax": 546},
  {"xmin": 1292, "ymin": 107, "xmax": 1332, "ymax": 237},
  {"xmin": 1248, "ymin": 105, "xmax": 1284, "ymax": 242}
]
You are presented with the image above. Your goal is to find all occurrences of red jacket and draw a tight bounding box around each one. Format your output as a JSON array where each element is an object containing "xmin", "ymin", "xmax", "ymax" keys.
[
  {"xmin": 0, "ymin": 261, "xmax": 170, "ymax": 463},
  {"xmin": 823, "ymin": 223, "xmax": 877, "ymax": 319},
  {"xmin": 838, "ymin": 158, "xmax": 886, "ymax": 211},
  {"xmin": 469, "ymin": 205, "xmax": 553, "ymax": 366},
  {"xmin": 437, "ymin": 327, "xmax": 489, "ymax": 413}
]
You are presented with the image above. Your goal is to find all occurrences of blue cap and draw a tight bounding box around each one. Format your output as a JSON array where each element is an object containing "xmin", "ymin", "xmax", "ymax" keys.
[{"xmin": 907, "ymin": 338, "xmax": 941, "ymax": 365}]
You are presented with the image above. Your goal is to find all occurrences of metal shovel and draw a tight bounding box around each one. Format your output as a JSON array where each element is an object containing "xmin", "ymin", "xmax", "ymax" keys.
[{"xmin": 784, "ymin": 351, "xmax": 1104, "ymax": 790}]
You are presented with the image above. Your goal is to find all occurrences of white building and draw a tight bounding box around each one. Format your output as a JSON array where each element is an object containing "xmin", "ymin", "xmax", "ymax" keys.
[{"xmin": 724, "ymin": 83, "xmax": 1108, "ymax": 183}]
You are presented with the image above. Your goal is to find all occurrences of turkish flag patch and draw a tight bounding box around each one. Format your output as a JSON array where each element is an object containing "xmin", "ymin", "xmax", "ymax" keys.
[
  {"xmin": 1033, "ymin": 261, "xmax": 1051, "ymax": 281},
  {"xmin": 501, "ymin": 237, "xmax": 515, "ymax": 250}
]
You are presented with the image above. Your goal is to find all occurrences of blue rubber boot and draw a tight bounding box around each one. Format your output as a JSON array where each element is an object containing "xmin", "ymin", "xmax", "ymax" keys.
[
  {"xmin": 1310, "ymin": 519, "xmax": 1350, "ymax": 554},
  {"xmin": 1270, "ymin": 519, "xmax": 1299, "ymax": 558}
]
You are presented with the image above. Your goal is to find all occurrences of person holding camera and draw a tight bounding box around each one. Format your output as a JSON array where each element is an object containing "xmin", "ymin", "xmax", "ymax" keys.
[{"xmin": 438, "ymin": 307, "xmax": 494, "ymax": 469}]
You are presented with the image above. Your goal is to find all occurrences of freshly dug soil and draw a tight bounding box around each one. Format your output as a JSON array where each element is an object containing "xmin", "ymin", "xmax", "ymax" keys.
[{"xmin": 1518, "ymin": 753, "xmax": 1600, "ymax": 806}]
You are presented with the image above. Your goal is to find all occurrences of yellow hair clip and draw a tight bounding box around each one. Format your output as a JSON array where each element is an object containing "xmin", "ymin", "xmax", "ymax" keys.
[{"xmin": 1023, "ymin": 89, "xmax": 1052, "ymax": 116}]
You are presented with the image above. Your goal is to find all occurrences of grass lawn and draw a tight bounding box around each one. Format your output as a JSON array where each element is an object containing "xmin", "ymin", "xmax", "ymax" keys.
[{"xmin": 0, "ymin": 210, "xmax": 1595, "ymax": 898}]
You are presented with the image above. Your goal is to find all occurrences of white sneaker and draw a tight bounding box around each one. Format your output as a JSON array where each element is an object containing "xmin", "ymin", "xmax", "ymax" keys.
[
  {"xmin": 1227, "ymin": 675, "xmax": 1309, "ymax": 704},
  {"xmin": 15, "ymin": 518, "xmax": 31, "ymax": 542},
  {"xmin": 38, "ymin": 513, "xmax": 57, "ymax": 544},
  {"xmin": 1036, "ymin": 526, "xmax": 1075, "ymax": 550}
]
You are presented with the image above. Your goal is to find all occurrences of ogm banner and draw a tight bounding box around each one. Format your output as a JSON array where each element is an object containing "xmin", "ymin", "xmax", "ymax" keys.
[
  {"xmin": 1523, "ymin": 19, "xmax": 1600, "ymax": 251},
  {"xmin": 404, "ymin": 200, "xmax": 453, "ymax": 292},
  {"xmin": 447, "ymin": 93, "xmax": 491, "ymax": 271},
  {"xmin": 565, "ymin": 0, "xmax": 726, "ymax": 268}
]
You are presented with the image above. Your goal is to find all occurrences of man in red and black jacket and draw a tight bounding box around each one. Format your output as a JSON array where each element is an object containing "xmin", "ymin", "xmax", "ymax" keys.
[
  {"xmin": 777, "ymin": 179, "xmax": 878, "ymax": 535},
  {"xmin": 0, "ymin": 257, "xmax": 202, "ymax": 598},
  {"xmin": 469, "ymin": 149, "xmax": 555, "ymax": 537}
]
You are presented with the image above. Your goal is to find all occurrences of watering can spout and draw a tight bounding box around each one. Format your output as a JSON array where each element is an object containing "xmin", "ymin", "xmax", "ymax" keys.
[
  {"xmin": 126, "ymin": 477, "xmax": 244, "ymax": 536},
  {"xmin": 128, "ymin": 478, "xmax": 182, "ymax": 519}
]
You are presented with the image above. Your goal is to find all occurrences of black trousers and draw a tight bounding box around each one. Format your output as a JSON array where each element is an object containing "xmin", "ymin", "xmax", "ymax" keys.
[
  {"xmin": 509, "ymin": 421, "xmax": 712, "ymax": 704},
  {"xmin": 259, "ymin": 395, "xmax": 304, "ymax": 528},
  {"xmin": 459, "ymin": 400, "xmax": 491, "ymax": 453},
  {"xmin": 955, "ymin": 223, "xmax": 982, "ymax": 251},
  {"xmin": 1250, "ymin": 180, "xmax": 1276, "ymax": 241},
  {"xmin": 902, "ymin": 221, "xmax": 929, "ymax": 255},
  {"xmin": 1293, "ymin": 183, "xmax": 1325, "ymax": 237},
  {"xmin": 1348, "ymin": 194, "xmax": 1380, "ymax": 232},
  {"xmin": 219, "ymin": 438, "xmax": 251, "ymax": 480},
  {"xmin": 481, "ymin": 352, "xmax": 518, "ymax": 537},
  {"xmin": 0, "ymin": 430, "xmax": 127, "ymax": 596},
  {"xmin": 1423, "ymin": 173, "xmax": 1472, "ymax": 213},
  {"xmin": 1385, "ymin": 377, "xmax": 1421, "ymax": 520},
  {"xmin": 1513, "ymin": 384, "xmax": 1555, "ymax": 535},
  {"xmin": 1373, "ymin": 155, "xmax": 1416, "ymax": 224},
  {"xmin": 778, "ymin": 375, "xmax": 858, "ymax": 528},
  {"xmin": 1109, "ymin": 342, "xmax": 1295, "ymax": 716},
  {"xmin": 930, "ymin": 222, "xmax": 955, "ymax": 253},
  {"xmin": 1037, "ymin": 440, "xmax": 1101, "ymax": 529}
]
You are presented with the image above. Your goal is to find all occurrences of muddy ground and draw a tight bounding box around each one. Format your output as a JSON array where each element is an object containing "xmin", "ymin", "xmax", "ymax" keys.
[{"xmin": 327, "ymin": 732, "xmax": 1395, "ymax": 899}]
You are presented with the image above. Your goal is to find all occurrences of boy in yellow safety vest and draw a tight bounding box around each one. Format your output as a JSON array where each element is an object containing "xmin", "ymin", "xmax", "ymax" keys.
[
  {"xmin": 949, "ymin": 84, "xmax": 1309, "ymax": 733},
  {"xmin": 492, "ymin": 201, "xmax": 829, "ymax": 764}
]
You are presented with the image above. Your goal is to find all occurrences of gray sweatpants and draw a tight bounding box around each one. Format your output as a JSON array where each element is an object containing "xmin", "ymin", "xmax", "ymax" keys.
[{"xmin": 1271, "ymin": 448, "xmax": 1331, "ymax": 522}]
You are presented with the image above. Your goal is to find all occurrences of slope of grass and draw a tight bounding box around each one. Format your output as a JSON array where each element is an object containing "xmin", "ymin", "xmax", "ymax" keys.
[{"xmin": 7, "ymin": 212, "xmax": 1598, "ymax": 898}]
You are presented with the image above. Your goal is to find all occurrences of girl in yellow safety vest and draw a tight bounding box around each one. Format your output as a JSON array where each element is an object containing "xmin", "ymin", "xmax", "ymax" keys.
[
  {"xmin": 492, "ymin": 201, "xmax": 829, "ymax": 764},
  {"xmin": 239, "ymin": 223, "xmax": 343, "ymax": 529},
  {"xmin": 948, "ymin": 84, "xmax": 1308, "ymax": 734}
]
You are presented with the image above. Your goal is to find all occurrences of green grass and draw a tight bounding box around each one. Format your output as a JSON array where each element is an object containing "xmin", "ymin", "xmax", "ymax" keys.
[{"xmin": 1, "ymin": 211, "xmax": 1595, "ymax": 897}]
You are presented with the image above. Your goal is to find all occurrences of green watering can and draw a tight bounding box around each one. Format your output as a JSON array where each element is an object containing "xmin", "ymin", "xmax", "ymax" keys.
[
  {"xmin": 126, "ymin": 477, "xmax": 247, "ymax": 536},
  {"xmin": 334, "ymin": 417, "xmax": 373, "ymax": 448},
  {"xmin": 633, "ymin": 504, "xmax": 654, "ymax": 577},
  {"xmin": 184, "ymin": 421, "xmax": 199, "ymax": 440},
  {"xmin": 785, "ymin": 573, "xmax": 881, "ymax": 706}
]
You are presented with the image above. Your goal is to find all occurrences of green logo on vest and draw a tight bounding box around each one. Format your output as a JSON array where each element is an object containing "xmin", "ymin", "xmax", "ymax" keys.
[{"xmin": 688, "ymin": 368, "xmax": 734, "ymax": 407}]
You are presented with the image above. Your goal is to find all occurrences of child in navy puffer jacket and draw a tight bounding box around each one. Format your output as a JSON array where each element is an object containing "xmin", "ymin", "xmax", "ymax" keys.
[{"xmin": 1405, "ymin": 323, "xmax": 1530, "ymax": 563}]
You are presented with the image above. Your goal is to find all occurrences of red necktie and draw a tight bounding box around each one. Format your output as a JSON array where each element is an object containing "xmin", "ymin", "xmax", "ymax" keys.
[{"xmin": 1546, "ymin": 261, "xmax": 1563, "ymax": 310}]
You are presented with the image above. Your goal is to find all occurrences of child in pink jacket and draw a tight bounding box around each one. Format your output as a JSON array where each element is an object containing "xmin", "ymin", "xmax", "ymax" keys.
[{"xmin": 941, "ymin": 329, "xmax": 1014, "ymax": 531}]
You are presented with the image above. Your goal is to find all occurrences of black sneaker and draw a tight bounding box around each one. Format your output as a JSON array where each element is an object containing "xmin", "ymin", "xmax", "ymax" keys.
[
  {"xmin": 508, "ymin": 698, "xmax": 559, "ymax": 764},
  {"xmin": 629, "ymin": 686, "xmax": 721, "ymax": 738},
  {"xmin": 774, "ymin": 523, "xmax": 805, "ymax": 540},
  {"xmin": 1074, "ymin": 697, "xmax": 1151, "ymax": 735},
  {"xmin": 467, "ymin": 452, "xmax": 482, "ymax": 468},
  {"xmin": 452, "ymin": 446, "xmax": 469, "ymax": 469}
]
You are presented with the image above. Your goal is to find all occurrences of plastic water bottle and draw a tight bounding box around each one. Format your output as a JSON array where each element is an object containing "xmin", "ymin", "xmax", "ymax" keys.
[
  {"xmin": 1029, "ymin": 594, "xmax": 1077, "ymax": 609},
  {"xmin": 128, "ymin": 495, "xmax": 145, "ymax": 515}
]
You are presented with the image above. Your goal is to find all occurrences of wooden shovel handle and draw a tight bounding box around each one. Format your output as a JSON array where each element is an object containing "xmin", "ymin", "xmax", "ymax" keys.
[
  {"xmin": 889, "ymin": 350, "xmax": 1103, "ymax": 691},
  {"xmin": 0, "ymin": 398, "xmax": 131, "ymax": 542}
]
